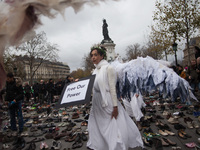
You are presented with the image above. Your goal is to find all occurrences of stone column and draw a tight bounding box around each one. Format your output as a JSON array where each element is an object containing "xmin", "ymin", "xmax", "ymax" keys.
[{"xmin": 101, "ymin": 41, "xmax": 116, "ymax": 62}]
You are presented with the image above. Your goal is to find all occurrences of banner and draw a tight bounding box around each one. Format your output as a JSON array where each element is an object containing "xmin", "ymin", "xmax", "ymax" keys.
[{"xmin": 55, "ymin": 75, "xmax": 95, "ymax": 109}]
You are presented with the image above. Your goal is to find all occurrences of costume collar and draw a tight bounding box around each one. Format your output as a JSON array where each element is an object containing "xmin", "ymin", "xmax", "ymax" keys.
[{"xmin": 94, "ymin": 59, "xmax": 108, "ymax": 69}]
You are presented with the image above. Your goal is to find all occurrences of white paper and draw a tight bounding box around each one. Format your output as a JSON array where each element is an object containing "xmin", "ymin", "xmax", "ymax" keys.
[{"xmin": 61, "ymin": 79, "xmax": 90, "ymax": 104}]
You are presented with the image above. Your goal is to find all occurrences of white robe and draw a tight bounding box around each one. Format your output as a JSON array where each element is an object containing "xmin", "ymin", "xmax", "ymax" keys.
[
  {"xmin": 87, "ymin": 60, "xmax": 143, "ymax": 150},
  {"xmin": 122, "ymin": 94, "xmax": 146, "ymax": 121}
]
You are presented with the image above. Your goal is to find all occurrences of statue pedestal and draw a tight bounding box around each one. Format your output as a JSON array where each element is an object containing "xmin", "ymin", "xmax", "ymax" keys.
[{"xmin": 101, "ymin": 41, "xmax": 116, "ymax": 62}]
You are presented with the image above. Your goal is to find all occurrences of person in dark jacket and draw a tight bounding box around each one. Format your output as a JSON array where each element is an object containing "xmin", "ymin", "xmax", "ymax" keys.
[
  {"xmin": 24, "ymin": 82, "xmax": 31, "ymax": 102},
  {"xmin": 32, "ymin": 81, "xmax": 39, "ymax": 103},
  {"xmin": 38, "ymin": 80, "xmax": 46, "ymax": 104},
  {"xmin": 195, "ymin": 46, "xmax": 200, "ymax": 59},
  {"xmin": 46, "ymin": 79, "xmax": 54, "ymax": 104},
  {"xmin": 187, "ymin": 59, "xmax": 199, "ymax": 94},
  {"xmin": 5, "ymin": 73, "xmax": 24, "ymax": 133},
  {"xmin": 55, "ymin": 79, "xmax": 64, "ymax": 95},
  {"xmin": 65, "ymin": 75, "xmax": 74, "ymax": 84}
]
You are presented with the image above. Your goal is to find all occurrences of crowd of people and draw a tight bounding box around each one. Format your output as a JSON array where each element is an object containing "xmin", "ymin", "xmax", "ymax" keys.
[
  {"xmin": 172, "ymin": 46, "xmax": 200, "ymax": 96},
  {"xmin": 1, "ymin": 75, "xmax": 74, "ymax": 105}
]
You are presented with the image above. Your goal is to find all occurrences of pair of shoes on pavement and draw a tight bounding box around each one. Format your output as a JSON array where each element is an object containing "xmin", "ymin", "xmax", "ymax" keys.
[{"xmin": 51, "ymin": 140, "xmax": 61, "ymax": 150}]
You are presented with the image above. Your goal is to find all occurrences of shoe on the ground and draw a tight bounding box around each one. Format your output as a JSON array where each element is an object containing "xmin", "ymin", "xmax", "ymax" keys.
[
  {"xmin": 177, "ymin": 130, "xmax": 187, "ymax": 139},
  {"xmin": 142, "ymin": 137, "xmax": 153, "ymax": 147},
  {"xmin": 179, "ymin": 130, "xmax": 191, "ymax": 138},
  {"xmin": 196, "ymin": 129, "xmax": 200, "ymax": 135},
  {"xmin": 12, "ymin": 131, "xmax": 18, "ymax": 137},
  {"xmin": 174, "ymin": 124, "xmax": 186, "ymax": 130},
  {"xmin": 152, "ymin": 138, "xmax": 163, "ymax": 150},
  {"xmin": 25, "ymin": 142, "xmax": 36, "ymax": 150},
  {"xmin": 40, "ymin": 141, "xmax": 48, "ymax": 150},
  {"xmin": 3, "ymin": 143, "xmax": 10, "ymax": 149},
  {"xmin": 158, "ymin": 130, "xmax": 168, "ymax": 136},
  {"xmin": 52, "ymin": 140, "xmax": 62, "ymax": 150},
  {"xmin": 160, "ymin": 138, "xmax": 169, "ymax": 147},
  {"xmin": 164, "ymin": 130, "xmax": 175, "ymax": 136},
  {"xmin": 186, "ymin": 121, "xmax": 193, "ymax": 129},
  {"xmin": 168, "ymin": 117, "xmax": 179, "ymax": 124},
  {"xmin": 193, "ymin": 121, "xmax": 199, "ymax": 128},
  {"xmin": 72, "ymin": 140, "xmax": 83, "ymax": 149},
  {"xmin": 185, "ymin": 142, "xmax": 196, "ymax": 148},
  {"xmin": 162, "ymin": 138, "xmax": 176, "ymax": 146},
  {"xmin": 81, "ymin": 132, "xmax": 88, "ymax": 141}
]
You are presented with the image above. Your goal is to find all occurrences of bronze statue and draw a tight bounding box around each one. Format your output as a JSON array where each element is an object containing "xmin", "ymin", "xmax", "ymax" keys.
[{"xmin": 102, "ymin": 19, "xmax": 111, "ymax": 41}]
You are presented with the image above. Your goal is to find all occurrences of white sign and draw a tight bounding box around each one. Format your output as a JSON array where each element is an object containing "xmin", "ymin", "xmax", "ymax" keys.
[
  {"xmin": 61, "ymin": 79, "xmax": 90, "ymax": 104},
  {"xmin": 56, "ymin": 75, "xmax": 95, "ymax": 109}
]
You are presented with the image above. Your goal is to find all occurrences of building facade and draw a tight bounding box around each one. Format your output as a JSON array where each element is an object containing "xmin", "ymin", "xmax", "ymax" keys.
[{"xmin": 16, "ymin": 56, "xmax": 70, "ymax": 82}]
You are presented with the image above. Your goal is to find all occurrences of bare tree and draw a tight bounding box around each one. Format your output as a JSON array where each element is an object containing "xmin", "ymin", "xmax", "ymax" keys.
[
  {"xmin": 148, "ymin": 25, "xmax": 173, "ymax": 61},
  {"xmin": 16, "ymin": 31, "xmax": 59, "ymax": 84},
  {"xmin": 82, "ymin": 53, "xmax": 94, "ymax": 72},
  {"xmin": 125, "ymin": 43, "xmax": 143, "ymax": 61},
  {"xmin": 142, "ymin": 41, "xmax": 163, "ymax": 59},
  {"xmin": 3, "ymin": 48, "xmax": 15, "ymax": 73},
  {"xmin": 3, "ymin": 48, "xmax": 26, "ymax": 79}
]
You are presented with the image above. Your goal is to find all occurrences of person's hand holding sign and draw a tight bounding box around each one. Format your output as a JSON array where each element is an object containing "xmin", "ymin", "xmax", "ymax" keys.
[{"xmin": 74, "ymin": 78, "xmax": 79, "ymax": 82}]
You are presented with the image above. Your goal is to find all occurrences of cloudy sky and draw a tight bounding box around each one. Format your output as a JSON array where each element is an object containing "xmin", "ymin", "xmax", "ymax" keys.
[{"xmin": 36, "ymin": 0, "xmax": 158, "ymax": 71}]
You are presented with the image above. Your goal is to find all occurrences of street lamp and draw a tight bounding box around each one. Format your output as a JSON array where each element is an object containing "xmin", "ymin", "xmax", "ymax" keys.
[{"xmin": 172, "ymin": 42, "xmax": 178, "ymax": 66}]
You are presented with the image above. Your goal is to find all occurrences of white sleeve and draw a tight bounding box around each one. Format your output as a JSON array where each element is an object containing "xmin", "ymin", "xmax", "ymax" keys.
[{"xmin": 107, "ymin": 66, "xmax": 118, "ymax": 107}]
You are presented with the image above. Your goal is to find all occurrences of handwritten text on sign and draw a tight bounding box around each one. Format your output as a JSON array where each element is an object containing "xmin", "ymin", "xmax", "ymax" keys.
[{"xmin": 61, "ymin": 79, "xmax": 89, "ymax": 104}]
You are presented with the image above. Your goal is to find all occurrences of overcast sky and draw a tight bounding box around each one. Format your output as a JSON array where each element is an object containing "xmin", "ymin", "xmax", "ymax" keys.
[{"xmin": 36, "ymin": 0, "xmax": 159, "ymax": 72}]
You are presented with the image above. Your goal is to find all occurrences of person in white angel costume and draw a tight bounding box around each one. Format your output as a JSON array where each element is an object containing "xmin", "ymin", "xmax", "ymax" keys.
[{"xmin": 87, "ymin": 46, "xmax": 144, "ymax": 150}]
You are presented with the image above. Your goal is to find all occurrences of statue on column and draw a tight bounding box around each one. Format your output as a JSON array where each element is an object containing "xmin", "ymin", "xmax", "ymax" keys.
[{"xmin": 102, "ymin": 19, "xmax": 113, "ymax": 44}]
